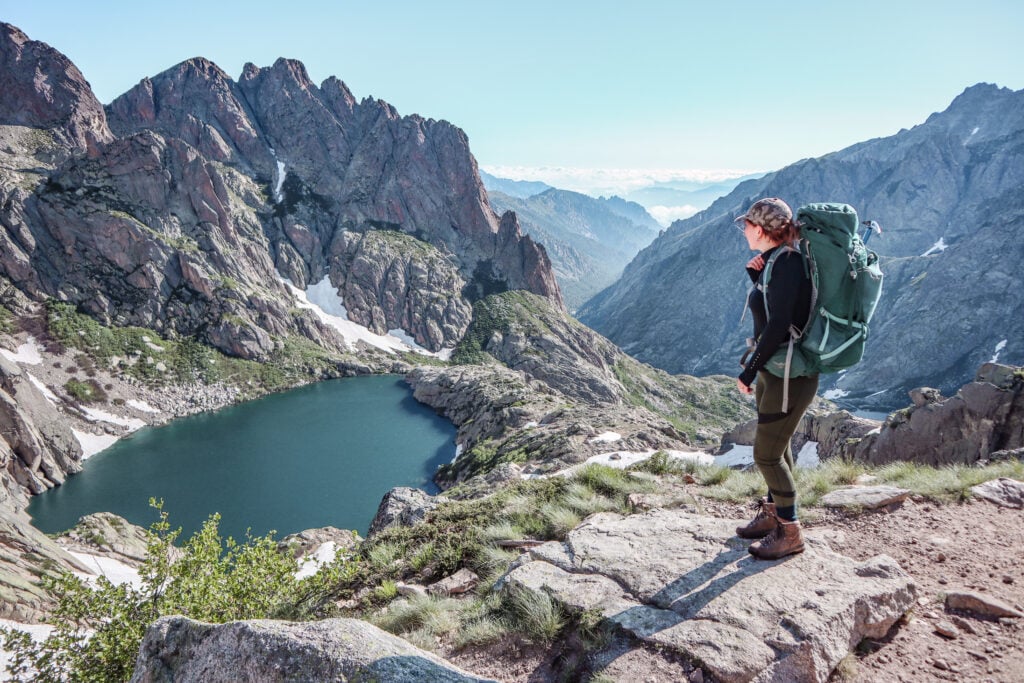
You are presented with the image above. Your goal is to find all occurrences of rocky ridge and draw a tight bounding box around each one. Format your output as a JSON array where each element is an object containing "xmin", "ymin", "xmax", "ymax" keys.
[
  {"xmin": 580, "ymin": 83, "xmax": 1024, "ymax": 409},
  {"xmin": 0, "ymin": 22, "xmax": 561, "ymax": 364}
]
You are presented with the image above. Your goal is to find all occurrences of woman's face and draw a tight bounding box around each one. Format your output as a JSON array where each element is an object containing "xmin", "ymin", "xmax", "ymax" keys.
[{"xmin": 743, "ymin": 219, "xmax": 768, "ymax": 251}]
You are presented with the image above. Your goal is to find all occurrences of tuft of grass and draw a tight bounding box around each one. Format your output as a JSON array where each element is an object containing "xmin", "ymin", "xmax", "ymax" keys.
[
  {"xmin": 540, "ymin": 503, "xmax": 582, "ymax": 537},
  {"xmin": 561, "ymin": 483, "xmax": 619, "ymax": 516},
  {"xmin": 454, "ymin": 616, "xmax": 509, "ymax": 649},
  {"xmin": 374, "ymin": 593, "xmax": 460, "ymax": 636},
  {"xmin": 700, "ymin": 467, "xmax": 762, "ymax": 502},
  {"xmin": 573, "ymin": 464, "xmax": 654, "ymax": 498},
  {"xmin": 478, "ymin": 521, "xmax": 523, "ymax": 545},
  {"xmin": 874, "ymin": 459, "xmax": 1024, "ymax": 503},
  {"xmin": 502, "ymin": 586, "xmax": 567, "ymax": 642},
  {"xmin": 409, "ymin": 542, "xmax": 436, "ymax": 573},
  {"xmin": 373, "ymin": 580, "xmax": 398, "ymax": 602},
  {"xmin": 366, "ymin": 541, "xmax": 405, "ymax": 573}
]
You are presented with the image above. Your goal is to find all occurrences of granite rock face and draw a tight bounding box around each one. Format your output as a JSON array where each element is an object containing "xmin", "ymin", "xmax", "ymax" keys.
[
  {"xmin": 852, "ymin": 363, "xmax": 1024, "ymax": 466},
  {"xmin": 0, "ymin": 23, "xmax": 113, "ymax": 158},
  {"xmin": 580, "ymin": 84, "xmax": 1024, "ymax": 409},
  {"xmin": 130, "ymin": 616, "xmax": 497, "ymax": 683},
  {"xmin": 503, "ymin": 509, "xmax": 916, "ymax": 683},
  {"xmin": 368, "ymin": 487, "xmax": 449, "ymax": 537},
  {"xmin": 0, "ymin": 23, "xmax": 562, "ymax": 359}
]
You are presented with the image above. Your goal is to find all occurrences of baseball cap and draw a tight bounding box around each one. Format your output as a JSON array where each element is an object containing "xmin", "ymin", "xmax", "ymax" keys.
[{"xmin": 733, "ymin": 198, "xmax": 793, "ymax": 232}]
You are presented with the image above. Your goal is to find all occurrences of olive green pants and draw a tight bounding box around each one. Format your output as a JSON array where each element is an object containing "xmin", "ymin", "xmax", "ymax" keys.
[{"xmin": 753, "ymin": 371, "xmax": 819, "ymax": 514}]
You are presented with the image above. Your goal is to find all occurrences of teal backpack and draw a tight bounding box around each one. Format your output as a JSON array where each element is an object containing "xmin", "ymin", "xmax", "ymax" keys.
[{"xmin": 761, "ymin": 203, "xmax": 883, "ymax": 409}]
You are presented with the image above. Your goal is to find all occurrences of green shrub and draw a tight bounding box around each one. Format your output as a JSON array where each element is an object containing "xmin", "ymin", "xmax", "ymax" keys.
[
  {"xmin": 64, "ymin": 379, "xmax": 107, "ymax": 403},
  {"xmin": 0, "ymin": 500, "xmax": 311, "ymax": 682}
]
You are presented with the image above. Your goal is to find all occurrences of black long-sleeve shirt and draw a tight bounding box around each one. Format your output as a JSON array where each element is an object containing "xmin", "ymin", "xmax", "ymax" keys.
[{"xmin": 739, "ymin": 246, "xmax": 813, "ymax": 387}]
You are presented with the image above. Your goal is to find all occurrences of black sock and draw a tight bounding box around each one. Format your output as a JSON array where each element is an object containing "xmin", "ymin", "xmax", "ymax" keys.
[
  {"xmin": 776, "ymin": 504, "xmax": 797, "ymax": 521},
  {"xmin": 766, "ymin": 492, "xmax": 774, "ymax": 503}
]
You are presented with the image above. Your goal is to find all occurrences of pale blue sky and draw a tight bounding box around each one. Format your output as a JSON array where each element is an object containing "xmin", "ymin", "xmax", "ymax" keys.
[{"xmin": 3, "ymin": 1, "xmax": 1021, "ymax": 179}]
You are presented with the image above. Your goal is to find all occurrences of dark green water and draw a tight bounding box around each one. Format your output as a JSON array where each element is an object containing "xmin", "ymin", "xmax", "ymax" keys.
[{"xmin": 29, "ymin": 376, "xmax": 455, "ymax": 540}]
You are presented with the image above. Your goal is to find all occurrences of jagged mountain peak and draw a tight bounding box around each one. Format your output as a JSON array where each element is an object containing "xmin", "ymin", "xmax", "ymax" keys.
[{"xmin": 0, "ymin": 22, "xmax": 113, "ymax": 156}]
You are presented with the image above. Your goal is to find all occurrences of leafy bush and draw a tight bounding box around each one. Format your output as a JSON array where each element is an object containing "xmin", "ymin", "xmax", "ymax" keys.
[
  {"xmin": 0, "ymin": 501, "xmax": 325, "ymax": 682},
  {"xmin": 64, "ymin": 379, "xmax": 107, "ymax": 403}
]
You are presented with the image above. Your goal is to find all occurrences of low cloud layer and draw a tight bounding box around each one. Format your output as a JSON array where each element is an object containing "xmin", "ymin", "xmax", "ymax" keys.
[
  {"xmin": 481, "ymin": 165, "xmax": 758, "ymax": 198},
  {"xmin": 647, "ymin": 205, "xmax": 700, "ymax": 226}
]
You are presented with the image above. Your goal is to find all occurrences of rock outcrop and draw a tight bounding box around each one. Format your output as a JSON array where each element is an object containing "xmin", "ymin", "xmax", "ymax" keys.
[
  {"xmin": 0, "ymin": 23, "xmax": 113, "ymax": 158},
  {"xmin": 580, "ymin": 83, "xmax": 1024, "ymax": 408},
  {"xmin": 0, "ymin": 23, "xmax": 563, "ymax": 360},
  {"xmin": 853, "ymin": 363, "xmax": 1024, "ymax": 466},
  {"xmin": 130, "ymin": 616, "xmax": 497, "ymax": 682},
  {"xmin": 368, "ymin": 487, "xmax": 449, "ymax": 537},
  {"xmin": 502, "ymin": 508, "xmax": 916, "ymax": 683}
]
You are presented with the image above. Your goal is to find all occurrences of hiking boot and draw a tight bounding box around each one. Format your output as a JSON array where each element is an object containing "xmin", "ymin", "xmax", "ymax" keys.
[
  {"xmin": 749, "ymin": 518, "xmax": 805, "ymax": 560},
  {"xmin": 735, "ymin": 497, "xmax": 778, "ymax": 539}
]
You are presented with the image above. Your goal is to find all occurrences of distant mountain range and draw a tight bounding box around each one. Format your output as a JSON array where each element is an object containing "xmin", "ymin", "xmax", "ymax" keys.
[
  {"xmin": 486, "ymin": 186, "xmax": 660, "ymax": 310},
  {"xmin": 580, "ymin": 83, "xmax": 1024, "ymax": 409},
  {"xmin": 478, "ymin": 170, "xmax": 552, "ymax": 198}
]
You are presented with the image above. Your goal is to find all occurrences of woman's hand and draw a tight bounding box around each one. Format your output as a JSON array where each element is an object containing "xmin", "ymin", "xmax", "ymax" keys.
[
  {"xmin": 737, "ymin": 378, "xmax": 754, "ymax": 395},
  {"xmin": 746, "ymin": 254, "xmax": 765, "ymax": 271}
]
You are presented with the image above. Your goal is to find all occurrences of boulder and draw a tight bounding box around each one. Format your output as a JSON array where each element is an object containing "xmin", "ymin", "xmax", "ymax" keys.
[
  {"xmin": 853, "ymin": 363, "xmax": 1024, "ymax": 466},
  {"xmin": 129, "ymin": 616, "xmax": 497, "ymax": 682},
  {"xmin": 818, "ymin": 485, "xmax": 912, "ymax": 510},
  {"xmin": 945, "ymin": 591, "xmax": 1024, "ymax": 619},
  {"xmin": 57, "ymin": 512, "xmax": 151, "ymax": 564},
  {"xmin": 277, "ymin": 526, "xmax": 361, "ymax": 560},
  {"xmin": 368, "ymin": 487, "xmax": 447, "ymax": 537},
  {"xmin": 969, "ymin": 477, "xmax": 1024, "ymax": 509},
  {"xmin": 503, "ymin": 509, "xmax": 915, "ymax": 683},
  {"xmin": 427, "ymin": 568, "xmax": 479, "ymax": 596}
]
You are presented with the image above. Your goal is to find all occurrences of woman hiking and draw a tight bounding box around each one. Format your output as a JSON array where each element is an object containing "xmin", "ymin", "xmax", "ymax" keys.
[{"xmin": 733, "ymin": 197, "xmax": 817, "ymax": 560}]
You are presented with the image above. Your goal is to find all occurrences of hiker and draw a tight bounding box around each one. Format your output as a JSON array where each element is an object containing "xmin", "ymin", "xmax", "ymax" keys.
[{"xmin": 733, "ymin": 197, "xmax": 817, "ymax": 560}]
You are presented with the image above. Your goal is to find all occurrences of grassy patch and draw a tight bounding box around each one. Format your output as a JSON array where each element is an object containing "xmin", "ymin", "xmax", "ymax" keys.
[
  {"xmin": 874, "ymin": 459, "xmax": 1024, "ymax": 503},
  {"xmin": 64, "ymin": 378, "xmax": 107, "ymax": 403}
]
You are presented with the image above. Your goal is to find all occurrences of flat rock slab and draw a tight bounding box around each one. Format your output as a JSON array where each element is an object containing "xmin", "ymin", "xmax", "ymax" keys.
[
  {"xmin": 130, "ymin": 616, "xmax": 497, "ymax": 683},
  {"xmin": 970, "ymin": 477, "xmax": 1024, "ymax": 509},
  {"xmin": 505, "ymin": 509, "xmax": 915, "ymax": 683},
  {"xmin": 818, "ymin": 485, "xmax": 911, "ymax": 509},
  {"xmin": 945, "ymin": 591, "xmax": 1024, "ymax": 619}
]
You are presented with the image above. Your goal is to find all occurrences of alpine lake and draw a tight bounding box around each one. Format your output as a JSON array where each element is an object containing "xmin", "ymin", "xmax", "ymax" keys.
[{"xmin": 29, "ymin": 375, "xmax": 456, "ymax": 541}]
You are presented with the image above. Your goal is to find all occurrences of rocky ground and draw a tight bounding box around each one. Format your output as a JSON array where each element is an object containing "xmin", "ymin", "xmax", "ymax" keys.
[{"xmin": 440, "ymin": 491, "xmax": 1024, "ymax": 683}]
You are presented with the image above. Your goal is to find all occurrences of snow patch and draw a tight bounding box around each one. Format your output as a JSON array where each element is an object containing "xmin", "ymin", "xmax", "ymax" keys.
[
  {"xmin": 273, "ymin": 160, "xmax": 287, "ymax": 204},
  {"xmin": 295, "ymin": 541, "xmax": 338, "ymax": 580},
  {"xmin": 589, "ymin": 431, "xmax": 622, "ymax": 444},
  {"xmin": 796, "ymin": 441, "xmax": 820, "ymax": 468},
  {"xmin": 921, "ymin": 237, "xmax": 948, "ymax": 257},
  {"xmin": 284, "ymin": 278, "xmax": 406, "ymax": 354},
  {"xmin": 451, "ymin": 443, "xmax": 464, "ymax": 464},
  {"xmin": 965, "ymin": 126, "xmax": 980, "ymax": 144},
  {"xmin": 548, "ymin": 448, "xmax": 713, "ymax": 478},
  {"xmin": 0, "ymin": 337, "xmax": 42, "ymax": 365},
  {"xmin": 287, "ymin": 277, "xmax": 452, "ymax": 358},
  {"xmin": 126, "ymin": 399, "xmax": 159, "ymax": 413},
  {"xmin": 716, "ymin": 443, "xmax": 820, "ymax": 469},
  {"xmin": 80, "ymin": 407, "xmax": 147, "ymax": 431},
  {"xmin": 27, "ymin": 374, "xmax": 59, "ymax": 404},
  {"xmin": 990, "ymin": 339, "xmax": 1008, "ymax": 364},
  {"xmin": 822, "ymin": 388, "xmax": 849, "ymax": 401},
  {"xmin": 522, "ymin": 421, "xmax": 539, "ymax": 429},
  {"xmin": 69, "ymin": 551, "xmax": 142, "ymax": 589},
  {"xmin": 1, "ymin": 619, "xmax": 55, "ymax": 677},
  {"xmin": 72, "ymin": 429, "xmax": 119, "ymax": 459}
]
